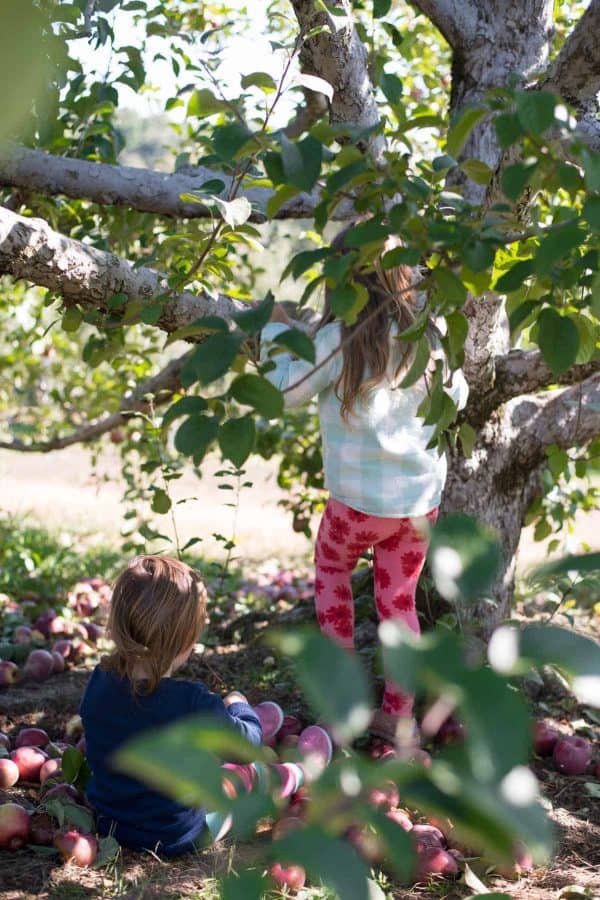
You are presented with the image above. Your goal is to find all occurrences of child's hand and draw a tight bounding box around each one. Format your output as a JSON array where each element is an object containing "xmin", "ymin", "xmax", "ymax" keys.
[{"xmin": 224, "ymin": 690, "xmax": 248, "ymax": 707}]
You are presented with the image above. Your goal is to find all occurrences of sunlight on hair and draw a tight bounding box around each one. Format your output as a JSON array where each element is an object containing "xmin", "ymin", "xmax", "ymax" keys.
[
  {"xmin": 500, "ymin": 766, "xmax": 539, "ymax": 806},
  {"xmin": 431, "ymin": 547, "xmax": 463, "ymax": 601},
  {"xmin": 488, "ymin": 625, "xmax": 520, "ymax": 674},
  {"xmin": 571, "ymin": 675, "xmax": 600, "ymax": 707}
]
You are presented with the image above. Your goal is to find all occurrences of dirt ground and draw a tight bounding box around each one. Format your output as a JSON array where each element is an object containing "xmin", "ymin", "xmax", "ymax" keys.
[{"xmin": 1, "ymin": 446, "xmax": 598, "ymax": 572}]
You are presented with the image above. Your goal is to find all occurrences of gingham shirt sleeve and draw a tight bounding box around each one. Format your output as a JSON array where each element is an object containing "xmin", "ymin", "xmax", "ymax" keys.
[{"xmin": 260, "ymin": 322, "xmax": 342, "ymax": 409}]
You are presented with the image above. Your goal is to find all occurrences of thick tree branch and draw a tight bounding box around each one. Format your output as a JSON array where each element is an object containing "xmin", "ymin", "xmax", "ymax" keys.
[
  {"xmin": 409, "ymin": 1, "xmax": 478, "ymax": 48},
  {"xmin": 290, "ymin": 0, "xmax": 385, "ymax": 165},
  {"xmin": 488, "ymin": 349, "xmax": 600, "ymax": 409},
  {"xmin": 0, "ymin": 352, "xmax": 189, "ymax": 452},
  {"xmin": 0, "ymin": 143, "xmax": 355, "ymax": 223},
  {"xmin": 0, "ymin": 207, "xmax": 245, "ymax": 335},
  {"xmin": 509, "ymin": 372, "xmax": 600, "ymax": 463},
  {"xmin": 543, "ymin": 0, "xmax": 600, "ymax": 109}
]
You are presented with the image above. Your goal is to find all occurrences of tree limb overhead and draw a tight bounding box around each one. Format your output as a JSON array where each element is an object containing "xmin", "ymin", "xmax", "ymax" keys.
[
  {"xmin": 409, "ymin": 0, "xmax": 478, "ymax": 48},
  {"xmin": 543, "ymin": 0, "xmax": 600, "ymax": 109},
  {"xmin": 0, "ymin": 207, "xmax": 246, "ymax": 335},
  {"xmin": 0, "ymin": 351, "xmax": 190, "ymax": 453},
  {"xmin": 488, "ymin": 349, "xmax": 600, "ymax": 410}
]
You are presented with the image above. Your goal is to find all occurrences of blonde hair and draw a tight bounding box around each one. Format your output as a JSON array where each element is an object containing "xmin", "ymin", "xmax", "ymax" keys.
[
  {"xmin": 102, "ymin": 555, "xmax": 207, "ymax": 695},
  {"xmin": 320, "ymin": 226, "xmax": 431, "ymax": 420}
]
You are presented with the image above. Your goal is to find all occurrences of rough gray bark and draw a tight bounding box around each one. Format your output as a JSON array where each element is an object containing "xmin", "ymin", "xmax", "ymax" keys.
[
  {"xmin": 0, "ymin": 351, "xmax": 190, "ymax": 452},
  {"xmin": 290, "ymin": 0, "xmax": 385, "ymax": 165},
  {"xmin": 410, "ymin": 1, "xmax": 478, "ymax": 48},
  {"xmin": 0, "ymin": 142, "xmax": 330, "ymax": 223},
  {"xmin": 0, "ymin": 207, "xmax": 245, "ymax": 335}
]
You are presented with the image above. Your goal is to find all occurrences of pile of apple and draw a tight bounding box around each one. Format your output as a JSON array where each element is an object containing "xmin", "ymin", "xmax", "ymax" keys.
[
  {"xmin": 0, "ymin": 578, "xmax": 110, "ymax": 688},
  {"xmin": 0, "ymin": 720, "xmax": 97, "ymax": 866},
  {"xmin": 533, "ymin": 720, "xmax": 599, "ymax": 777},
  {"xmin": 232, "ymin": 564, "xmax": 314, "ymax": 605}
]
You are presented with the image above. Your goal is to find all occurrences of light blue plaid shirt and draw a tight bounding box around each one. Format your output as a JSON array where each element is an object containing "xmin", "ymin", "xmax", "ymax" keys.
[{"xmin": 261, "ymin": 321, "xmax": 469, "ymax": 518}]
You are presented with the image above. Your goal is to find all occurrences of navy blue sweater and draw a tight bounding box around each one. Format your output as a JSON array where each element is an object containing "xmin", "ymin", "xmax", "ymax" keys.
[{"xmin": 80, "ymin": 667, "xmax": 262, "ymax": 856}]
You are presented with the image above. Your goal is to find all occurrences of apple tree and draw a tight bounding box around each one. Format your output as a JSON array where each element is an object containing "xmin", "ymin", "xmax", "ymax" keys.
[{"xmin": 0, "ymin": 0, "xmax": 599, "ymax": 635}]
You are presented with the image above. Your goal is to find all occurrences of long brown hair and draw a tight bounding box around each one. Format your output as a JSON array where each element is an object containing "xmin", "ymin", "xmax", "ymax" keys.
[
  {"xmin": 102, "ymin": 555, "xmax": 207, "ymax": 694},
  {"xmin": 319, "ymin": 226, "xmax": 426, "ymax": 420}
]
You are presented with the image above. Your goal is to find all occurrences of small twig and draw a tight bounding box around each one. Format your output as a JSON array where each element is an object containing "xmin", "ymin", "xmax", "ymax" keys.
[{"xmin": 82, "ymin": 0, "xmax": 96, "ymax": 37}]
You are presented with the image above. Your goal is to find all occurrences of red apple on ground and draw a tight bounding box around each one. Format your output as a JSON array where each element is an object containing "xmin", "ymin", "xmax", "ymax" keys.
[
  {"xmin": 435, "ymin": 716, "xmax": 466, "ymax": 745},
  {"xmin": 47, "ymin": 616, "xmax": 71, "ymax": 636},
  {"xmin": 346, "ymin": 825, "xmax": 383, "ymax": 864},
  {"xmin": 386, "ymin": 808, "xmax": 413, "ymax": 832},
  {"xmin": 553, "ymin": 736, "xmax": 592, "ymax": 775},
  {"xmin": 13, "ymin": 625, "xmax": 33, "ymax": 645},
  {"xmin": 0, "ymin": 804, "xmax": 31, "ymax": 850},
  {"xmin": 30, "ymin": 812, "xmax": 55, "ymax": 846},
  {"xmin": 51, "ymin": 651, "xmax": 65, "ymax": 673},
  {"xmin": 34, "ymin": 610, "xmax": 57, "ymax": 637},
  {"xmin": 0, "ymin": 759, "xmax": 20, "ymax": 788},
  {"xmin": 0, "ymin": 660, "xmax": 20, "ymax": 686},
  {"xmin": 43, "ymin": 782, "xmax": 84, "ymax": 804},
  {"xmin": 82, "ymin": 622, "xmax": 104, "ymax": 643},
  {"xmin": 23, "ymin": 649, "xmax": 55, "ymax": 681},
  {"xmin": 513, "ymin": 843, "xmax": 534, "ymax": 874},
  {"xmin": 16, "ymin": 727, "xmax": 49, "ymax": 749},
  {"xmin": 533, "ymin": 721, "xmax": 560, "ymax": 757},
  {"xmin": 269, "ymin": 862, "xmax": 306, "ymax": 890},
  {"xmin": 368, "ymin": 781, "xmax": 400, "ymax": 810},
  {"xmin": 52, "ymin": 639, "xmax": 74, "ymax": 661},
  {"xmin": 40, "ymin": 758, "xmax": 62, "ymax": 784},
  {"xmin": 10, "ymin": 746, "xmax": 48, "ymax": 781},
  {"xmin": 411, "ymin": 823, "xmax": 446, "ymax": 849},
  {"xmin": 54, "ymin": 829, "xmax": 98, "ymax": 866},
  {"xmin": 416, "ymin": 846, "xmax": 459, "ymax": 881}
]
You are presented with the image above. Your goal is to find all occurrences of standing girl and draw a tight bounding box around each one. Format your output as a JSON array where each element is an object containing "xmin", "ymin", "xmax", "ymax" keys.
[{"xmin": 260, "ymin": 230, "xmax": 468, "ymax": 745}]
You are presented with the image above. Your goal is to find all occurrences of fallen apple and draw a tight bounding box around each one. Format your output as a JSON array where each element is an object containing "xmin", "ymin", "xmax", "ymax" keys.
[
  {"xmin": 553, "ymin": 736, "xmax": 592, "ymax": 775},
  {"xmin": 13, "ymin": 625, "xmax": 33, "ymax": 645},
  {"xmin": 30, "ymin": 812, "xmax": 55, "ymax": 846},
  {"xmin": 16, "ymin": 727, "xmax": 49, "ymax": 749},
  {"xmin": 33, "ymin": 610, "xmax": 57, "ymax": 637},
  {"xmin": 82, "ymin": 623, "xmax": 104, "ymax": 643},
  {"xmin": 10, "ymin": 746, "xmax": 48, "ymax": 781},
  {"xmin": 435, "ymin": 716, "xmax": 465, "ymax": 745},
  {"xmin": 533, "ymin": 721, "xmax": 560, "ymax": 757},
  {"xmin": 43, "ymin": 782, "xmax": 84, "ymax": 804},
  {"xmin": 385, "ymin": 807, "xmax": 413, "ymax": 832},
  {"xmin": 411, "ymin": 823, "xmax": 446, "ymax": 849},
  {"xmin": 54, "ymin": 829, "xmax": 98, "ymax": 866},
  {"xmin": 52, "ymin": 639, "xmax": 74, "ymax": 661},
  {"xmin": 23, "ymin": 649, "xmax": 55, "ymax": 682},
  {"xmin": 346, "ymin": 824, "xmax": 383, "ymax": 865},
  {"xmin": 40, "ymin": 758, "xmax": 62, "ymax": 784},
  {"xmin": 51, "ymin": 651, "xmax": 65, "ymax": 673},
  {"xmin": 269, "ymin": 862, "xmax": 306, "ymax": 891},
  {"xmin": 367, "ymin": 780, "xmax": 400, "ymax": 810},
  {"xmin": 0, "ymin": 660, "xmax": 20, "ymax": 686},
  {"xmin": 0, "ymin": 759, "xmax": 20, "ymax": 789},
  {"xmin": 0, "ymin": 803, "xmax": 31, "ymax": 850},
  {"xmin": 415, "ymin": 846, "xmax": 459, "ymax": 881}
]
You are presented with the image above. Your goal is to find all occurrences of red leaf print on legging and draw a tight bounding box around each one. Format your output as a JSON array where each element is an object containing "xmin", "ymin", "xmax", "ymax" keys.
[
  {"xmin": 334, "ymin": 584, "xmax": 352, "ymax": 603},
  {"xmin": 325, "ymin": 604, "xmax": 353, "ymax": 640},
  {"xmin": 375, "ymin": 566, "xmax": 391, "ymax": 590},
  {"xmin": 320, "ymin": 541, "xmax": 340, "ymax": 561},
  {"xmin": 328, "ymin": 514, "xmax": 351, "ymax": 540},
  {"xmin": 347, "ymin": 507, "xmax": 369, "ymax": 522},
  {"xmin": 392, "ymin": 592, "xmax": 414, "ymax": 612},
  {"xmin": 314, "ymin": 577, "xmax": 325, "ymax": 594},
  {"xmin": 317, "ymin": 563, "xmax": 342, "ymax": 575},
  {"xmin": 401, "ymin": 551, "xmax": 423, "ymax": 578}
]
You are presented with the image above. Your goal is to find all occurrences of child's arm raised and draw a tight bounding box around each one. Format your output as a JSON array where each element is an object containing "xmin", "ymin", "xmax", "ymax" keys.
[{"xmin": 260, "ymin": 312, "xmax": 342, "ymax": 409}]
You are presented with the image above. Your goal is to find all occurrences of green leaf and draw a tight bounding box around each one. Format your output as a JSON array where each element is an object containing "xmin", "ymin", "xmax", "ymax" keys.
[
  {"xmin": 114, "ymin": 716, "xmax": 264, "ymax": 811},
  {"xmin": 266, "ymin": 183, "xmax": 300, "ymax": 218},
  {"xmin": 445, "ymin": 311, "xmax": 469, "ymax": 367},
  {"xmin": 494, "ymin": 259, "xmax": 534, "ymax": 294},
  {"xmin": 494, "ymin": 112, "xmax": 524, "ymax": 149},
  {"xmin": 281, "ymin": 248, "xmax": 332, "ymax": 281},
  {"xmin": 273, "ymin": 328, "xmax": 316, "ymax": 363},
  {"xmin": 233, "ymin": 293, "xmax": 274, "ymax": 335},
  {"xmin": 240, "ymin": 71, "xmax": 277, "ymax": 93},
  {"xmin": 380, "ymin": 72, "xmax": 403, "ymax": 105},
  {"xmin": 329, "ymin": 281, "xmax": 369, "ymax": 324},
  {"xmin": 343, "ymin": 218, "xmax": 389, "ymax": 247},
  {"xmin": 429, "ymin": 513, "xmax": 502, "ymax": 604},
  {"xmin": 213, "ymin": 121, "xmax": 254, "ymax": 162},
  {"xmin": 446, "ymin": 106, "xmax": 487, "ymax": 158},
  {"xmin": 213, "ymin": 196, "xmax": 252, "ymax": 228},
  {"xmin": 509, "ymin": 299, "xmax": 539, "ymax": 332},
  {"xmin": 574, "ymin": 315, "xmax": 597, "ymax": 363},
  {"xmin": 459, "ymin": 422, "xmax": 477, "ymax": 457},
  {"xmin": 532, "ymin": 552, "xmax": 600, "ymax": 580},
  {"xmin": 221, "ymin": 869, "xmax": 268, "ymax": 900},
  {"xmin": 165, "ymin": 316, "xmax": 229, "ymax": 346},
  {"xmin": 398, "ymin": 336, "xmax": 430, "ymax": 388},
  {"xmin": 326, "ymin": 159, "xmax": 368, "ymax": 194},
  {"xmin": 382, "ymin": 246, "xmax": 421, "ymax": 268},
  {"xmin": 581, "ymin": 148, "xmax": 600, "ymax": 192},
  {"xmin": 460, "ymin": 159, "xmax": 493, "ymax": 185},
  {"xmin": 373, "ymin": 0, "xmax": 392, "ymax": 17},
  {"xmin": 515, "ymin": 90, "xmax": 556, "ymax": 136},
  {"xmin": 181, "ymin": 334, "xmax": 242, "ymax": 387},
  {"xmin": 174, "ymin": 415, "xmax": 219, "ymax": 458},
  {"xmin": 151, "ymin": 489, "xmax": 172, "ymax": 514},
  {"xmin": 582, "ymin": 196, "xmax": 600, "ymax": 230},
  {"xmin": 501, "ymin": 162, "xmax": 536, "ymax": 201},
  {"xmin": 218, "ymin": 416, "xmax": 255, "ymax": 467},
  {"xmin": 62, "ymin": 307, "xmax": 82, "ymax": 333},
  {"xmin": 270, "ymin": 629, "xmax": 372, "ymax": 743},
  {"xmin": 534, "ymin": 225, "xmax": 584, "ymax": 276},
  {"xmin": 230, "ymin": 374, "xmax": 283, "ymax": 419},
  {"xmin": 280, "ymin": 134, "xmax": 323, "ymax": 192},
  {"xmin": 433, "ymin": 268, "xmax": 467, "ymax": 305},
  {"xmin": 187, "ymin": 88, "xmax": 227, "ymax": 118},
  {"xmin": 271, "ymin": 825, "xmax": 371, "ymax": 900},
  {"xmin": 163, "ymin": 396, "xmax": 208, "ymax": 428},
  {"xmin": 93, "ymin": 835, "xmax": 120, "ymax": 869},
  {"xmin": 537, "ymin": 308, "xmax": 579, "ymax": 376}
]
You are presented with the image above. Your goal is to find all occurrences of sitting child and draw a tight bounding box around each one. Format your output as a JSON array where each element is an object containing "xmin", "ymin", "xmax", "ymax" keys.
[{"xmin": 80, "ymin": 555, "xmax": 330, "ymax": 856}]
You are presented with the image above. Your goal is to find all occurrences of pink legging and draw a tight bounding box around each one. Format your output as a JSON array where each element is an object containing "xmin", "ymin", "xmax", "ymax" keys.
[{"xmin": 314, "ymin": 498, "xmax": 438, "ymax": 716}]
